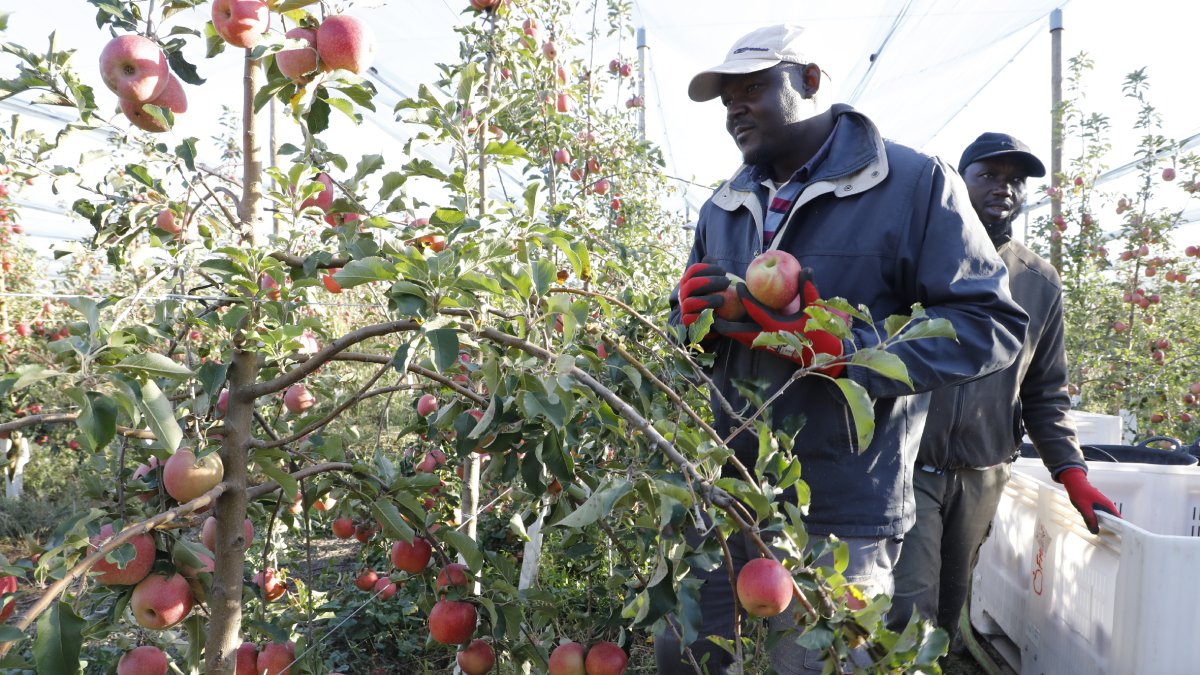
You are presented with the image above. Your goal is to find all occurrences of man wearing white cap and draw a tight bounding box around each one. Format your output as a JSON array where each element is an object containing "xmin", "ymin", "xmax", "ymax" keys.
[{"xmin": 666, "ymin": 25, "xmax": 1028, "ymax": 673}]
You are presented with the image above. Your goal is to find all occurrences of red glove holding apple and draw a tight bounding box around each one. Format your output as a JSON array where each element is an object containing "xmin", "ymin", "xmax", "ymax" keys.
[
  {"xmin": 713, "ymin": 265, "xmax": 848, "ymax": 377},
  {"xmin": 677, "ymin": 262, "xmax": 733, "ymax": 328},
  {"xmin": 1057, "ymin": 467, "xmax": 1121, "ymax": 534}
]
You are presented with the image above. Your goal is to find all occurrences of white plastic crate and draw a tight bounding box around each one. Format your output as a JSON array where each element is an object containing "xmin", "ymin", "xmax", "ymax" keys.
[{"xmin": 971, "ymin": 458, "xmax": 1200, "ymax": 674}]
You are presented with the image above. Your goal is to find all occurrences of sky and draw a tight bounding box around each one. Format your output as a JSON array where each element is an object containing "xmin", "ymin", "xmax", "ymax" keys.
[{"xmin": 3, "ymin": 0, "xmax": 1199, "ymax": 249}]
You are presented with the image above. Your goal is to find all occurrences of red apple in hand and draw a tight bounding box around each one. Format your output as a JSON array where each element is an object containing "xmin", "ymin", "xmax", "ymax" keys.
[
  {"xmin": 131, "ymin": 572, "xmax": 194, "ymax": 629},
  {"xmin": 211, "ymin": 0, "xmax": 270, "ymax": 49},
  {"xmin": 120, "ymin": 73, "xmax": 187, "ymax": 133},
  {"xmin": 548, "ymin": 642, "xmax": 585, "ymax": 675},
  {"xmin": 429, "ymin": 598, "xmax": 477, "ymax": 644},
  {"xmin": 390, "ymin": 537, "xmax": 433, "ymax": 573},
  {"xmin": 117, "ymin": 645, "xmax": 168, "ymax": 675},
  {"xmin": 584, "ymin": 641, "xmax": 628, "ymax": 675},
  {"xmin": 90, "ymin": 523, "xmax": 156, "ymax": 586},
  {"xmin": 99, "ymin": 35, "xmax": 169, "ymax": 103},
  {"xmin": 276, "ymin": 27, "xmax": 318, "ymax": 82},
  {"xmin": 283, "ymin": 384, "xmax": 316, "ymax": 414},
  {"xmin": 713, "ymin": 284, "xmax": 746, "ymax": 321},
  {"xmin": 457, "ymin": 639, "xmax": 495, "ymax": 675},
  {"xmin": 317, "ymin": 15, "xmax": 376, "ymax": 74},
  {"xmin": 735, "ymin": 557, "xmax": 793, "ymax": 618},
  {"xmin": 162, "ymin": 449, "xmax": 224, "ymax": 503},
  {"xmin": 744, "ymin": 250, "xmax": 802, "ymax": 310}
]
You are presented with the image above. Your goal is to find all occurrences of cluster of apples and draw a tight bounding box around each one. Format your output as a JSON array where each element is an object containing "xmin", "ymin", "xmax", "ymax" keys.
[
  {"xmin": 235, "ymin": 640, "xmax": 295, "ymax": 675},
  {"xmin": 98, "ymin": 35, "xmax": 187, "ymax": 133},
  {"xmin": 547, "ymin": 640, "xmax": 628, "ymax": 674},
  {"xmin": 274, "ymin": 15, "xmax": 376, "ymax": 84}
]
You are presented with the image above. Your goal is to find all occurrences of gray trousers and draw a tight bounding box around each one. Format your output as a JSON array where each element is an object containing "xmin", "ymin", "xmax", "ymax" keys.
[
  {"xmin": 889, "ymin": 463, "xmax": 1011, "ymax": 638},
  {"xmin": 655, "ymin": 529, "xmax": 901, "ymax": 675}
]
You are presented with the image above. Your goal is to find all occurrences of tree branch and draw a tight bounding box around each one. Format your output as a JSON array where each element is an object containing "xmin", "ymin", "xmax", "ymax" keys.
[{"xmin": 246, "ymin": 320, "xmax": 420, "ymax": 398}]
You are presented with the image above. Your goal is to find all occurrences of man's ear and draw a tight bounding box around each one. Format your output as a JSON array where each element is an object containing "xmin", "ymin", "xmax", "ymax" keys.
[{"xmin": 801, "ymin": 63, "xmax": 821, "ymax": 99}]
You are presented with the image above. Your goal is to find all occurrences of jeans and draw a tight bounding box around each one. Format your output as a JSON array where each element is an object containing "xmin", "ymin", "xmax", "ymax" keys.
[
  {"xmin": 655, "ymin": 528, "xmax": 902, "ymax": 675},
  {"xmin": 889, "ymin": 463, "xmax": 1011, "ymax": 638}
]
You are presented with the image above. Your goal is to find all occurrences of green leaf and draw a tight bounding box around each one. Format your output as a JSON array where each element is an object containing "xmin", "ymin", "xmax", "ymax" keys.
[
  {"xmin": 114, "ymin": 353, "xmax": 195, "ymax": 380},
  {"xmin": 124, "ymin": 163, "xmax": 157, "ymax": 189},
  {"xmin": 834, "ymin": 378, "xmax": 874, "ymax": 452},
  {"xmin": 12, "ymin": 364, "xmax": 64, "ymax": 391},
  {"xmin": 370, "ymin": 499, "xmax": 414, "ymax": 542},
  {"xmin": 254, "ymin": 460, "xmax": 298, "ymax": 501},
  {"xmin": 166, "ymin": 47, "xmax": 205, "ymax": 85},
  {"xmin": 848, "ymin": 349, "xmax": 912, "ymax": 389},
  {"xmin": 794, "ymin": 622, "xmax": 835, "ymax": 650},
  {"xmin": 0, "ymin": 624, "xmax": 24, "ymax": 644},
  {"xmin": 138, "ymin": 379, "xmax": 183, "ymax": 452},
  {"xmin": 426, "ymin": 328, "xmax": 459, "ymax": 372},
  {"xmin": 898, "ymin": 317, "xmax": 957, "ymax": 341},
  {"xmin": 351, "ymin": 154, "xmax": 385, "ymax": 182},
  {"xmin": 33, "ymin": 601, "xmax": 84, "ymax": 675},
  {"xmin": 390, "ymin": 343, "xmax": 411, "ymax": 375},
  {"xmin": 439, "ymin": 528, "xmax": 483, "ymax": 571},
  {"xmin": 532, "ymin": 259, "xmax": 556, "ymax": 297},
  {"xmin": 332, "ymin": 256, "xmax": 396, "ymax": 289},
  {"xmin": 378, "ymin": 171, "xmax": 406, "ymax": 200},
  {"xmin": 555, "ymin": 478, "xmax": 632, "ymax": 529},
  {"xmin": 174, "ymin": 138, "xmax": 198, "ymax": 172},
  {"xmin": 68, "ymin": 390, "xmax": 117, "ymax": 451},
  {"xmin": 688, "ymin": 311, "xmax": 714, "ymax": 346}
]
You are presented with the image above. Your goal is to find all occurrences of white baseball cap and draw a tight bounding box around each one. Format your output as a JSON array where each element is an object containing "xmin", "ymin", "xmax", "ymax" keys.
[{"xmin": 688, "ymin": 24, "xmax": 807, "ymax": 102}]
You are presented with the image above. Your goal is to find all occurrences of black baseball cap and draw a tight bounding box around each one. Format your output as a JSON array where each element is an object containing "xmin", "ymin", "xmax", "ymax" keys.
[{"xmin": 958, "ymin": 132, "xmax": 1046, "ymax": 178}]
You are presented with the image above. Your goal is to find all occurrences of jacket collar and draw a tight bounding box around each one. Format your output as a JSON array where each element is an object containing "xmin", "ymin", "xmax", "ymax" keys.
[{"xmin": 712, "ymin": 104, "xmax": 889, "ymax": 212}]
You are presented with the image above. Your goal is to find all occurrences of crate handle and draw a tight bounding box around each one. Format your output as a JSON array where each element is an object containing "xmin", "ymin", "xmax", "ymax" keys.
[{"xmin": 1136, "ymin": 435, "xmax": 1185, "ymax": 452}]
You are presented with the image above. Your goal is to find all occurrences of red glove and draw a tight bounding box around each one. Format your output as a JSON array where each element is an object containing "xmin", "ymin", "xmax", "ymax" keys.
[
  {"xmin": 713, "ymin": 270, "xmax": 847, "ymax": 376},
  {"xmin": 677, "ymin": 263, "xmax": 732, "ymax": 328},
  {"xmin": 1058, "ymin": 467, "xmax": 1120, "ymax": 534}
]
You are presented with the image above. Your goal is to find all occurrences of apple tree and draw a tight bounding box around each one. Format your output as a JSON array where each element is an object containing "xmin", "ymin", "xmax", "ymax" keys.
[{"xmin": 0, "ymin": 1, "xmax": 950, "ymax": 673}]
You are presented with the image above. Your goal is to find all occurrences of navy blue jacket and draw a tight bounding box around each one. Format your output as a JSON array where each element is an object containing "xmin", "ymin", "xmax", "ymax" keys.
[{"xmin": 670, "ymin": 105, "xmax": 1027, "ymax": 537}]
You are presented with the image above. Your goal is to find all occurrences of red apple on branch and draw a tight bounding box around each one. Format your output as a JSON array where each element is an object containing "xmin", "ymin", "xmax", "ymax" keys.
[
  {"xmin": 256, "ymin": 641, "xmax": 295, "ymax": 675},
  {"xmin": 0, "ymin": 576, "xmax": 17, "ymax": 623},
  {"xmin": 428, "ymin": 598, "xmax": 477, "ymax": 644},
  {"xmin": 90, "ymin": 523, "xmax": 156, "ymax": 586},
  {"xmin": 300, "ymin": 172, "xmax": 335, "ymax": 213},
  {"xmin": 235, "ymin": 642, "xmax": 258, "ymax": 675},
  {"xmin": 317, "ymin": 15, "xmax": 376, "ymax": 74},
  {"xmin": 331, "ymin": 517, "xmax": 355, "ymax": 539},
  {"xmin": 211, "ymin": 0, "xmax": 269, "ymax": 49},
  {"xmin": 735, "ymin": 557, "xmax": 793, "ymax": 618},
  {"xmin": 584, "ymin": 641, "xmax": 628, "ymax": 675},
  {"xmin": 202, "ymin": 516, "xmax": 254, "ymax": 552},
  {"xmin": 120, "ymin": 73, "xmax": 187, "ymax": 133},
  {"xmin": 417, "ymin": 393, "xmax": 438, "ymax": 417},
  {"xmin": 155, "ymin": 208, "xmax": 181, "ymax": 234},
  {"xmin": 355, "ymin": 569, "xmax": 379, "ymax": 591},
  {"xmin": 437, "ymin": 562, "xmax": 470, "ymax": 591},
  {"xmin": 116, "ymin": 645, "xmax": 168, "ymax": 675},
  {"xmin": 548, "ymin": 642, "xmax": 585, "ymax": 675},
  {"xmin": 283, "ymin": 384, "xmax": 316, "ymax": 414},
  {"xmin": 253, "ymin": 568, "xmax": 287, "ymax": 602},
  {"xmin": 744, "ymin": 250, "xmax": 803, "ymax": 310},
  {"xmin": 276, "ymin": 27, "xmax": 318, "ymax": 83},
  {"xmin": 99, "ymin": 35, "xmax": 169, "ymax": 103},
  {"xmin": 390, "ymin": 537, "xmax": 433, "ymax": 573},
  {"xmin": 130, "ymin": 572, "xmax": 195, "ymax": 629},
  {"xmin": 457, "ymin": 639, "xmax": 496, "ymax": 675},
  {"xmin": 372, "ymin": 576, "xmax": 398, "ymax": 599},
  {"xmin": 162, "ymin": 449, "xmax": 224, "ymax": 503}
]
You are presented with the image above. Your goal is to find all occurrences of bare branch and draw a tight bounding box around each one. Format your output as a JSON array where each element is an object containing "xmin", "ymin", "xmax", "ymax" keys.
[{"xmin": 246, "ymin": 320, "xmax": 420, "ymax": 398}]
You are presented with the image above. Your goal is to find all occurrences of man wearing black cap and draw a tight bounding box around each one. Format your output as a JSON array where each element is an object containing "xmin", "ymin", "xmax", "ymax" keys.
[
  {"xmin": 889, "ymin": 132, "xmax": 1120, "ymax": 645},
  {"xmin": 665, "ymin": 24, "xmax": 1030, "ymax": 674}
]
